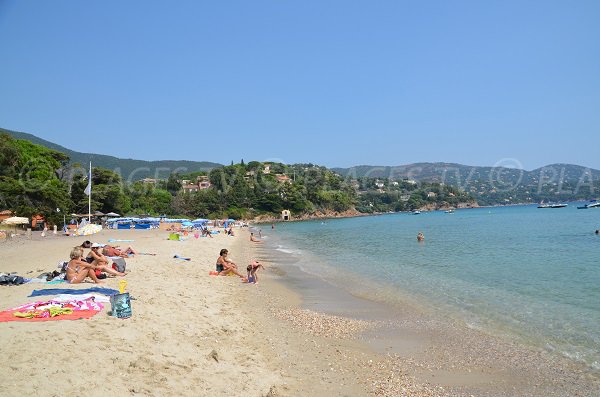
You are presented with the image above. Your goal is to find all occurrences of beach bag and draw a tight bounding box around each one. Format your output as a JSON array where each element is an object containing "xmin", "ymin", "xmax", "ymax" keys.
[
  {"xmin": 111, "ymin": 257, "xmax": 127, "ymax": 273},
  {"xmin": 110, "ymin": 292, "xmax": 132, "ymax": 318},
  {"xmin": 0, "ymin": 274, "xmax": 25, "ymax": 286}
]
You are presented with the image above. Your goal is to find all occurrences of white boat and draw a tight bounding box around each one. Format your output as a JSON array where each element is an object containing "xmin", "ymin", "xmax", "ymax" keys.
[
  {"xmin": 412, "ymin": 210, "xmax": 421, "ymax": 215},
  {"xmin": 444, "ymin": 209, "xmax": 455, "ymax": 213},
  {"xmin": 537, "ymin": 203, "xmax": 568, "ymax": 208},
  {"xmin": 577, "ymin": 201, "xmax": 600, "ymax": 209}
]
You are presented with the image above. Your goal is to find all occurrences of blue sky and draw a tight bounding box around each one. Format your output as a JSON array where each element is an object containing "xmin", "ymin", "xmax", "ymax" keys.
[{"xmin": 1, "ymin": 1, "xmax": 599, "ymax": 169}]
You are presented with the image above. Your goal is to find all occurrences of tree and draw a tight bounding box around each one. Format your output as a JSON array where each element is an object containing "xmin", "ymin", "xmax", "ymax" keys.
[
  {"xmin": 166, "ymin": 173, "xmax": 182, "ymax": 195},
  {"xmin": 0, "ymin": 134, "xmax": 72, "ymax": 224}
]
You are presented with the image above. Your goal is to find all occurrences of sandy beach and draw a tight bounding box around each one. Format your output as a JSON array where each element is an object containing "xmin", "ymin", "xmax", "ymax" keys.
[{"xmin": 1, "ymin": 227, "xmax": 599, "ymax": 397}]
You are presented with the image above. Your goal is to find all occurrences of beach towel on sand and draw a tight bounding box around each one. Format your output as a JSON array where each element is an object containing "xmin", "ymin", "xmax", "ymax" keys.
[
  {"xmin": 0, "ymin": 299, "xmax": 104, "ymax": 322},
  {"xmin": 28, "ymin": 287, "xmax": 119, "ymax": 297}
]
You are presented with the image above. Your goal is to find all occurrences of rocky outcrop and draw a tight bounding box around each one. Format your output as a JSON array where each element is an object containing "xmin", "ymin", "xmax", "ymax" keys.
[{"xmin": 251, "ymin": 208, "xmax": 364, "ymax": 223}]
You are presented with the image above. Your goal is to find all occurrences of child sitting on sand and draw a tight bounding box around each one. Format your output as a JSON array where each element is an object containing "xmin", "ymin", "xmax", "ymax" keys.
[{"xmin": 246, "ymin": 260, "xmax": 264, "ymax": 284}]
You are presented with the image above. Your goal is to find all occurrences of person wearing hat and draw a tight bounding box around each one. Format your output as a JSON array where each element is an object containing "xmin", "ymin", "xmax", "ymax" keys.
[{"xmin": 86, "ymin": 243, "xmax": 126, "ymax": 277}]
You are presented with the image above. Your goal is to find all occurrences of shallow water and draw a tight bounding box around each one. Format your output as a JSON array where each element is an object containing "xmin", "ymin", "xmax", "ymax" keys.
[{"xmin": 259, "ymin": 204, "xmax": 600, "ymax": 371}]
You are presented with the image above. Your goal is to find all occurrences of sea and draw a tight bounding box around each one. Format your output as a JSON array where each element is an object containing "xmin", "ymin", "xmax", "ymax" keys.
[{"xmin": 257, "ymin": 203, "xmax": 600, "ymax": 372}]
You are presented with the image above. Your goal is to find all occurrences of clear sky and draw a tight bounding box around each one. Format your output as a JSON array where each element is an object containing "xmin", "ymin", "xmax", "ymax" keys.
[{"xmin": 1, "ymin": 1, "xmax": 599, "ymax": 169}]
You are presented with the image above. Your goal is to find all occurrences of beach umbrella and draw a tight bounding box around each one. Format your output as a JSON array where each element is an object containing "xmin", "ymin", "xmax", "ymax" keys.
[
  {"xmin": 1, "ymin": 217, "xmax": 29, "ymax": 225},
  {"xmin": 94, "ymin": 211, "xmax": 105, "ymax": 216},
  {"xmin": 106, "ymin": 212, "xmax": 120, "ymax": 217}
]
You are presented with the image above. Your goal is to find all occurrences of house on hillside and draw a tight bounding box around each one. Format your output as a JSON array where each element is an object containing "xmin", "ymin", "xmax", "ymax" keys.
[
  {"xmin": 275, "ymin": 174, "xmax": 291, "ymax": 183},
  {"xmin": 182, "ymin": 184, "xmax": 199, "ymax": 193}
]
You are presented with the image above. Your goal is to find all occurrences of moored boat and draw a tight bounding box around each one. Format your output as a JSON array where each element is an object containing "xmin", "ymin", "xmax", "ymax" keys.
[
  {"xmin": 538, "ymin": 203, "xmax": 568, "ymax": 208},
  {"xmin": 577, "ymin": 201, "xmax": 600, "ymax": 209}
]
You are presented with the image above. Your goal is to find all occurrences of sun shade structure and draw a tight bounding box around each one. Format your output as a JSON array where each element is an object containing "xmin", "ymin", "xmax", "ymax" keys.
[{"xmin": 1, "ymin": 217, "xmax": 29, "ymax": 225}]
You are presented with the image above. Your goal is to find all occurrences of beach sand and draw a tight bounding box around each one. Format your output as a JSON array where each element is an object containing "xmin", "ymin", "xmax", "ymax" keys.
[{"xmin": 0, "ymin": 228, "xmax": 598, "ymax": 396}]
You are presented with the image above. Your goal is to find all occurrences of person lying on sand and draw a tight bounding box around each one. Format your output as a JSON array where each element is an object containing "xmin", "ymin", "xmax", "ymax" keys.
[
  {"xmin": 246, "ymin": 260, "xmax": 264, "ymax": 284},
  {"xmin": 103, "ymin": 244, "xmax": 138, "ymax": 258},
  {"xmin": 66, "ymin": 246, "xmax": 103, "ymax": 284},
  {"xmin": 87, "ymin": 244, "xmax": 126, "ymax": 277},
  {"xmin": 250, "ymin": 232, "xmax": 263, "ymax": 243},
  {"xmin": 216, "ymin": 249, "xmax": 245, "ymax": 279}
]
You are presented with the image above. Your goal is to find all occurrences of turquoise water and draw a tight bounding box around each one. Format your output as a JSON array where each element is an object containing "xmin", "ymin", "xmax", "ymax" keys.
[{"xmin": 262, "ymin": 204, "xmax": 600, "ymax": 370}]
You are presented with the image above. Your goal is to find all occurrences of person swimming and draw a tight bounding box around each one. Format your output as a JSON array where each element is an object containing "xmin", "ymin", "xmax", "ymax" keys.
[{"xmin": 417, "ymin": 232, "xmax": 425, "ymax": 242}]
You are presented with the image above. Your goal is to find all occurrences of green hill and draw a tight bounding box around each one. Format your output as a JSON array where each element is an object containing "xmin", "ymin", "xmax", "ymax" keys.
[
  {"xmin": 332, "ymin": 162, "xmax": 600, "ymax": 205},
  {"xmin": 1, "ymin": 127, "xmax": 222, "ymax": 180}
]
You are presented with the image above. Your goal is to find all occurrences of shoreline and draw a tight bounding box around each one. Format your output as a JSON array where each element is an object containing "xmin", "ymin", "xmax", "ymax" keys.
[
  {"xmin": 252, "ymin": 225, "xmax": 600, "ymax": 396},
  {"xmin": 1, "ymin": 227, "xmax": 599, "ymax": 396},
  {"xmin": 249, "ymin": 201, "xmax": 580, "ymax": 225}
]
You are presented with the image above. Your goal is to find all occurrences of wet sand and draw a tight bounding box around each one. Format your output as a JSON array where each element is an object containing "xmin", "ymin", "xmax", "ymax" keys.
[{"xmin": 252, "ymin": 236, "xmax": 600, "ymax": 396}]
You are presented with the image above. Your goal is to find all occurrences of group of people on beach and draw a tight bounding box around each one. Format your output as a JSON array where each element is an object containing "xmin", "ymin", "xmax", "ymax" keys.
[
  {"xmin": 215, "ymin": 248, "xmax": 264, "ymax": 284},
  {"xmin": 66, "ymin": 240, "xmax": 135, "ymax": 284}
]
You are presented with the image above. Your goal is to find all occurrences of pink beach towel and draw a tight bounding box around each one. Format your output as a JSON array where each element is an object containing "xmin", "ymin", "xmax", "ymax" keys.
[{"xmin": 0, "ymin": 299, "xmax": 104, "ymax": 322}]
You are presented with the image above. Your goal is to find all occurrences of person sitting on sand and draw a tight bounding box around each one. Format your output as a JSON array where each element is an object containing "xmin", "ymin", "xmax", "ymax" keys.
[
  {"xmin": 250, "ymin": 232, "xmax": 263, "ymax": 243},
  {"xmin": 103, "ymin": 244, "xmax": 138, "ymax": 258},
  {"xmin": 66, "ymin": 246, "xmax": 103, "ymax": 284},
  {"xmin": 216, "ymin": 249, "xmax": 245, "ymax": 279},
  {"xmin": 226, "ymin": 227, "xmax": 235, "ymax": 236},
  {"xmin": 246, "ymin": 260, "xmax": 264, "ymax": 284},
  {"xmin": 87, "ymin": 243, "xmax": 126, "ymax": 277}
]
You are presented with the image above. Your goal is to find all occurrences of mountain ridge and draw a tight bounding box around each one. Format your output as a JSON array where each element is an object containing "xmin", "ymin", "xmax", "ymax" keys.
[
  {"xmin": 4, "ymin": 127, "xmax": 600, "ymax": 194},
  {"xmin": 1, "ymin": 127, "xmax": 223, "ymax": 180}
]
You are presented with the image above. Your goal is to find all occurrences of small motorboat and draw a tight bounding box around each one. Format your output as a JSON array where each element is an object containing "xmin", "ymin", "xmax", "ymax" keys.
[
  {"xmin": 538, "ymin": 203, "xmax": 568, "ymax": 208},
  {"xmin": 577, "ymin": 201, "xmax": 600, "ymax": 209},
  {"xmin": 444, "ymin": 209, "xmax": 455, "ymax": 213},
  {"xmin": 412, "ymin": 210, "xmax": 421, "ymax": 215}
]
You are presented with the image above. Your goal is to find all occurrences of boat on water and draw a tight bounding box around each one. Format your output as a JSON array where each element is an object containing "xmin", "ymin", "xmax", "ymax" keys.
[
  {"xmin": 577, "ymin": 201, "xmax": 600, "ymax": 209},
  {"xmin": 412, "ymin": 210, "xmax": 421, "ymax": 215},
  {"xmin": 444, "ymin": 209, "xmax": 455, "ymax": 214},
  {"xmin": 537, "ymin": 203, "xmax": 568, "ymax": 208}
]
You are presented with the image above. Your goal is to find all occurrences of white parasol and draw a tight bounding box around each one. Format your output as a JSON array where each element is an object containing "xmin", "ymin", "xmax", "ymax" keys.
[{"xmin": 1, "ymin": 217, "xmax": 29, "ymax": 225}]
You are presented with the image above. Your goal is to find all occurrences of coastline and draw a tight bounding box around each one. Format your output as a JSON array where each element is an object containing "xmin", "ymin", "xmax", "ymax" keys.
[
  {"xmin": 1, "ymin": 227, "xmax": 598, "ymax": 396},
  {"xmin": 252, "ymin": 225, "xmax": 600, "ymax": 396}
]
